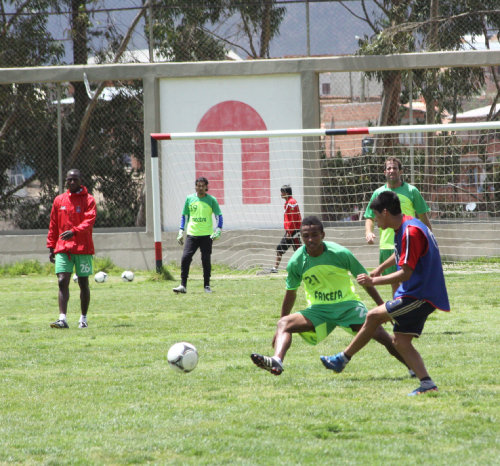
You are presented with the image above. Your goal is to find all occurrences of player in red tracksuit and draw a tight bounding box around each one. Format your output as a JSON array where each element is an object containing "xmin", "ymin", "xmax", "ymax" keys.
[
  {"xmin": 46, "ymin": 169, "xmax": 97, "ymax": 329},
  {"xmin": 271, "ymin": 185, "xmax": 302, "ymax": 273}
]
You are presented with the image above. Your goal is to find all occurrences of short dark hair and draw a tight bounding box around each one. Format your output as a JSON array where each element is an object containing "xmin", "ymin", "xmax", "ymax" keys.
[
  {"xmin": 66, "ymin": 168, "xmax": 82, "ymax": 180},
  {"xmin": 370, "ymin": 191, "xmax": 402, "ymax": 215},
  {"xmin": 281, "ymin": 184, "xmax": 292, "ymax": 196},
  {"xmin": 385, "ymin": 157, "xmax": 402, "ymax": 170},
  {"xmin": 301, "ymin": 215, "xmax": 324, "ymax": 232},
  {"xmin": 195, "ymin": 177, "xmax": 209, "ymax": 186}
]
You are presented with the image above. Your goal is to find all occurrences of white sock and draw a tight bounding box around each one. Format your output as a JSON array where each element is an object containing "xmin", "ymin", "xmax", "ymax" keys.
[
  {"xmin": 59, "ymin": 314, "xmax": 66, "ymax": 321},
  {"xmin": 79, "ymin": 315, "xmax": 87, "ymax": 323},
  {"xmin": 272, "ymin": 356, "xmax": 282, "ymax": 366}
]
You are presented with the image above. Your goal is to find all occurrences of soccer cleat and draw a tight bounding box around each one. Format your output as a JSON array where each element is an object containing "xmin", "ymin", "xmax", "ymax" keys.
[
  {"xmin": 204, "ymin": 286, "xmax": 212, "ymax": 293},
  {"xmin": 250, "ymin": 353, "xmax": 283, "ymax": 375},
  {"xmin": 408, "ymin": 385, "xmax": 438, "ymax": 396},
  {"xmin": 320, "ymin": 352, "xmax": 348, "ymax": 373},
  {"xmin": 50, "ymin": 319, "xmax": 69, "ymax": 329},
  {"xmin": 270, "ymin": 267, "xmax": 278, "ymax": 273},
  {"xmin": 78, "ymin": 321, "xmax": 88, "ymax": 329},
  {"xmin": 172, "ymin": 285, "xmax": 187, "ymax": 294}
]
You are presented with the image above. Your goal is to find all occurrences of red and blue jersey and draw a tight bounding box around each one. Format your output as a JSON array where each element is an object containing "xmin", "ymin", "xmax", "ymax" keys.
[{"xmin": 394, "ymin": 215, "xmax": 450, "ymax": 311}]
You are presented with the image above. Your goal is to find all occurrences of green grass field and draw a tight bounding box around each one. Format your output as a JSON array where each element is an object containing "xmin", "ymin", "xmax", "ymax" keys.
[{"xmin": 1, "ymin": 265, "xmax": 499, "ymax": 465}]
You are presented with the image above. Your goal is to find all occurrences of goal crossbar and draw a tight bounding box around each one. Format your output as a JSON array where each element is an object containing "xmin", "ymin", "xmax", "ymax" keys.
[{"xmin": 151, "ymin": 121, "xmax": 500, "ymax": 141}]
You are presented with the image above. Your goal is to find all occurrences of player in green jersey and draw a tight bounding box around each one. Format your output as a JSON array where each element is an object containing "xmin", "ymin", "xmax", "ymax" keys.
[
  {"xmin": 365, "ymin": 157, "xmax": 432, "ymax": 295},
  {"xmin": 251, "ymin": 216, "xmax": 408, "ymax": 375},
  {"xmin": 173, "ymin": 177, "xmax": 223, "ymax": 294}
]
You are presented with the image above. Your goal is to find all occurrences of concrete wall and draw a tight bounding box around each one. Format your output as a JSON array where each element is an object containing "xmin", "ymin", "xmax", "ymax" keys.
[{"xmin": 2, "ymin": 222, "xmax": 498, "ymax": 271}]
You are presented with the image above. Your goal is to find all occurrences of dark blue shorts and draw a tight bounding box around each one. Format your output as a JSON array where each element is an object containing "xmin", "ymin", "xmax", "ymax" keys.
[{"xmin": 385, "ymin": 297, "xmax": 435, "ymax": 337}]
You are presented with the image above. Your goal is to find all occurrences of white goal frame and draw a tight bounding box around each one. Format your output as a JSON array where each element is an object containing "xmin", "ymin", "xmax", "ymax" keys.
[{"xmin": 151, "ymin": 121, "xmax": 500, "ymax": 272}]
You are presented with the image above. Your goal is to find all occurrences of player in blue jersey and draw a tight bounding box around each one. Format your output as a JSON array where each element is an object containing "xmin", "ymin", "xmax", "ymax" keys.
[{"xmin": 321, "ymin": 191, "xmax": 450, "ymax": 396}]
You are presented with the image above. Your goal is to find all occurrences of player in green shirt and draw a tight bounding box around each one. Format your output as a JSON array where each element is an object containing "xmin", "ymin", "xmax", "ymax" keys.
[
  {"xmin": 365, "ymin": 157, "xmax": 432, "ymax": 295},
  {"xmin": 173, "ymin": 177, "xmax": 223, "ymax": 294},
  {"xmin": 251, "ymin": 216, "xmax": 408, "ymax": 375}
]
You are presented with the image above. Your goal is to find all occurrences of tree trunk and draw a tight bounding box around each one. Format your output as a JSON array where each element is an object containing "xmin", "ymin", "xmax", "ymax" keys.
[
  {"xmin": 423, "ymin": 0, "xmax": 439, "ymax": 194},
  {"xmin": 259, "ymin": 1, "xmax": 272, "ymax": 58},
  {"xmin": 70, "ymin": 0, "xmax": 89, "ymax": 172},
  {"xmin": 376, "ymin": 71, "xmax": 401, "ymax": 154}
]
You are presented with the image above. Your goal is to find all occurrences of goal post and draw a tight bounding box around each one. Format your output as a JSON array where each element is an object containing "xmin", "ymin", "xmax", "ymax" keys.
[{"xmin": 151, "ymin": 121, "xmax": 500, "ymax": 272}]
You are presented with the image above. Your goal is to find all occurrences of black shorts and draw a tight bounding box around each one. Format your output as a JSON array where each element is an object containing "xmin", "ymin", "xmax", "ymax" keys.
[
  {"xmin": 385, "ymin": 297, "xmax": 435, "ymax": 337},
  {"xmin": 276, "ymin": 231, "xmax": 301, "ymax": 254}
]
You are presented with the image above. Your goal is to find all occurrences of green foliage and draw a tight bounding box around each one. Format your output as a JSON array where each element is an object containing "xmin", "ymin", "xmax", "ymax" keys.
[
  {"xmin": 1, "ymin": 4, "xmax": 145, "ymax": 230},
  {"xmin": 321, "ymin": 131, "xmax": 486, "ymax": 221},
  {"xmin": 151, "ymin": 1, "xmax": 228, "ymax": 62},
  {"xmin": 148, "ymin": 264, "xmax": 176, "ymax": 281},
  {"xmin": 0, "ymin": 259, "xmax": 52, "ymax": 276},
  {"xmin": 320, "ymin": 153, "xmax": 385, "ymax": 221},
  {"xmin": 0, "ymin": 0, "xmax": 64, "ymax": 68},
  {"xmin": 149, "ymin": 1, "xmax": 286, "ymax": 60},
  {"xmin": 354, "ymin": 1, "xmax": 500, "ymax": 125},
  {"xmin": 93, "ymin": 256, "xmax": 121, "ymax": 274},
  {"xmin": 230, "ymin": 1, "xmax": 286, "ymax": 58},
  {"xmin": 3, "ymin": 83, "xmax": 145, "ymax": 230},
  {"xmin": 0, "ymin": 271, "xmax": 498, "ymax": 463}
]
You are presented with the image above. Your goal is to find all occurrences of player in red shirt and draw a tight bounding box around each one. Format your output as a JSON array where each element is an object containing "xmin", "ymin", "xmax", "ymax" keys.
[
  {"xmin": 46, "ymin": 169, "xmax": 97, "ymax": 329},
  {"xmin": 271, "ymin": 185, "xmax": 302, "ymax": 273}
]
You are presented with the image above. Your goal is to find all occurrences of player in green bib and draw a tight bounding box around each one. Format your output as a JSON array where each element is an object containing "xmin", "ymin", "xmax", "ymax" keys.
[
  {"xmin": 251, "ymin": 216, "xmax": 408, "ymax": 376},
  {"xmin": 365, "ymin": 157, "xmax": 431, "ymax": 295},
  {"xmin": 173, "ymin": 177, "xmax": 223, "ymax": 294}
]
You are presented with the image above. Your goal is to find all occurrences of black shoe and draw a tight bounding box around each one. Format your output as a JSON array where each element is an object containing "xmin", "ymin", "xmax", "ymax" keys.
[
  {"xmin": 50, "ymin": 319, "xmax": 69, "ymax": 329},
  {"xmin": 250, "ymin": 353, "xmax": 283, "ymax": 375}
]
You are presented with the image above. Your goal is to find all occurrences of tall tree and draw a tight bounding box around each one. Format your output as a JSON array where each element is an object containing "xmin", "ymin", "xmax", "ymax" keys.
[
  {"xmin": 1, "ymin": 1, "xmax": 148, "ymax": 228},
  {"xmin": 230, "ymin": 0, "xmax": 286, "ymax": 58},
  {"xmin": 343, "ymin": 0, "xmax": 500, "ymax": 185},
  {"xmin": 0, "ymin": 0, "xmax": 64, "ymax": 214},
  {"xmin": 150, "ymin": 1, "xmax": 228, "ymax": 62}
]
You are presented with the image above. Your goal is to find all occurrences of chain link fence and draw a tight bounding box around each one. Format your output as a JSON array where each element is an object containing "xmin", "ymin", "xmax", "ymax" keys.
[{"xmin": 1, "ymin": 1, "xmax": 499, "ymax": 231}]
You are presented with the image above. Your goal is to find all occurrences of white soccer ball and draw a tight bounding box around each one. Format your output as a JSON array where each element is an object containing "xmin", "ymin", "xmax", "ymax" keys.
[
  {"xmin": 72, "ymin": 273, "xmax": 78, "ymax": 283},
  {"xmin": 167, "ymin": 342, "xmax": 199, "ymax": 373},
  {"xmin": 121, "ymin": 270, "xmax": 134, "ymax": 282},
  {"xmin": 94, "ymin": 271, "xmax": 108, "ymax": 283}
]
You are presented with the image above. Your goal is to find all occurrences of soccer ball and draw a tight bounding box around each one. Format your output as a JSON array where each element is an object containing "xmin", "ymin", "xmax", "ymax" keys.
[
  {"xmin": 72, "ymin": 273, "xmax": 78, "ymax": 283},
  {"xmin": 94, "ymin": 271, "xmax": 108, "ymax": 283},
  {"xmin": 121, "ymin": 270, "xmax": 134, "ymax": 282},
  {"xmin": 167, "ymin": 342, "xmax": 199, "ymax": 373}
]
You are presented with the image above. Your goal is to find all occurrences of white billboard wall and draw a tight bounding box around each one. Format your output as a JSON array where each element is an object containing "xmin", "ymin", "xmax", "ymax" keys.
[{"xmin": 159, "ymin": 74, "xmax": 303, "ymax": 231}]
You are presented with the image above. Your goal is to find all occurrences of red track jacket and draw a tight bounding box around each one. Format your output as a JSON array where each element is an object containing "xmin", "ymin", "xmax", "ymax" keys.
[
  {"xmin": 47, "ymin": 186, "xmax": 97, "ymax": 255},
  {"xmin": 283, "ymin": 196, "xmax": 302, "ymax": 233}
]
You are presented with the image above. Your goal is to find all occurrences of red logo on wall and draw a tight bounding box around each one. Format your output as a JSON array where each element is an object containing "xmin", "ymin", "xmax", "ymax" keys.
[{"xmin": 195, "ymin": 100, "xmax": 270, "ymax": 205}]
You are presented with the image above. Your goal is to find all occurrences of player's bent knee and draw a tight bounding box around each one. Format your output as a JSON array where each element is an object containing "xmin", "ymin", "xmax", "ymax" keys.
[
  {"xmin": 277, "ymin": 314, "xmax": 309, "ymax": 333},
  {"xmin": 366, "ymin": 309, "xmax": 385, "ymax": 325},
  {"xmin": 276, "ymin": 316, "xmax": 291, "ymax": 331}
]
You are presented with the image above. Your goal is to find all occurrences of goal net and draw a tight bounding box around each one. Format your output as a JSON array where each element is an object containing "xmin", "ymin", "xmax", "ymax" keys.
[{"xmin": 151, "ymin": 122, "xmax": 500, "ymax": 272}]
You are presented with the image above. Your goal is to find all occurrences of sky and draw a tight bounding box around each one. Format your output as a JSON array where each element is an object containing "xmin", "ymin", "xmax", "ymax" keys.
[{"xmin": 44, "ymin": 0, "xmax": 375, "ymax": 63}]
